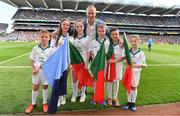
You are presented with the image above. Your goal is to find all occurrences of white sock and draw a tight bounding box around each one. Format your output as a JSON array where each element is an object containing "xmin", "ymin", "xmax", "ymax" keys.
[
  {"xmin": 113, "ymin": 81, "xmax": 119, "ymax": 99},
  {"xmin": 107, "ymin": 82, "xmax": 112, "ymax": 99},
  {"xmin": 32, "ymin": 90, "xmax": 38, "ymax": 105},
  {"xmin": 81, "ymin": 86, "xmax": 86, "ymax": 96},
  {"xmin": 72, "ymin": 82, "xmax": 78, "ymax": 97},
  {"xmin": 131, "ymin": 89, "xmax": 137, "ymax": 103},
  {"xmin": 42, "ymin": 89, "xmax": 48, "ymax": 104},
  {"xmin": 93, "ymin": 81, "xmax": 96, "ymax": 94},
  {"xmin": 127, "ymin": 90, "xmax": 132, "ymax": 103}
]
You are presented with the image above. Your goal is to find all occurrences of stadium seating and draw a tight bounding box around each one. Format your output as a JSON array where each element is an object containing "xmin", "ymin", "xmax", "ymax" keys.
[{"xmin": 1, "ymin": 9, "xmax": 180, "ymax": 44}]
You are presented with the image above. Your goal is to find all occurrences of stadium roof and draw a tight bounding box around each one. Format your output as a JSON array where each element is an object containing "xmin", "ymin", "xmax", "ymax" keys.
[{"xmin": 1, "ymin": 0, "xmax": 180, "ymax": 16}]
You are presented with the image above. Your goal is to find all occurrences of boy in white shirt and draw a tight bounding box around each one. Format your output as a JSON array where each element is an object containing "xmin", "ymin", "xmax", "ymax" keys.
[
  {"xmin": 25, "ymin": 30, "xmax": 53, "ymax": 114},
  {"xmin": 123, "ymin": 35, "xmax": 147, "ymax": 111}
]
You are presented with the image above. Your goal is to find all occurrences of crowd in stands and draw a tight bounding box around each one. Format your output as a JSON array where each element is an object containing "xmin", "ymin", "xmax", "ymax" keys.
[
  {"xmin": 118, "ymin": 34, "xmax": 180, "ymax": 45},
  {"xmin": 0, "ymin": 30, "xmax": 179, "ymax": 45},
  {"xmin": 0, "ymin": 23, "xmax": 8, "ymax": 33},
  {"xmin": 98, "ymin": 14, "xmax": 180, "ymax": 26},
  {"xmin": 13, "ymin": 9, "xmax": 85, "ymax": 22},
  {"xmin": 13, "ymin": 24, "xmax": 57, "ymax": 31},
  {"xmin": 139, "ymin": 35, "xmax": 180, "ymax": 45},
  {"xmin": 13, "ymin": 9, "xmax": 180, "ymax": 26},
  {"xmin": 1, "ymin": 9, "xmax": 180, "ymax": 44},
  {"xmin": 0, "ymin": 31, "xmax": 38, "ymax": 42}
]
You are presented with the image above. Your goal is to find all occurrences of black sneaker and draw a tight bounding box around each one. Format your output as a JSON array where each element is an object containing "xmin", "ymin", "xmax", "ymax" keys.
[
  {"xmin": 131, "ymin": 103, "xmax": 137, "ymax": 111},
  {"xmin": 122, "ymin": 102, "xmax": 131, "ymax": 110}
]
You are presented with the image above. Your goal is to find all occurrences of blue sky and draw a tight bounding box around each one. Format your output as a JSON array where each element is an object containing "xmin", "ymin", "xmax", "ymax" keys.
[{"xmin": 0, "ymin": 1, "xmax": 17, "ymax": 32}]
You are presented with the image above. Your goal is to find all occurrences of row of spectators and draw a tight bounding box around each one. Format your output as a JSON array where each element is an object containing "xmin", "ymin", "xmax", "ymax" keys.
[
  {"xmin": 138, "ymin": 35, "xmax": 180, "ymax": 45},
  {"xmin": 0, "ymin": 31, "xmax": 38, "ymax": 42},
  {"xmin": 0, "ymin": 23, "xmax": 8, "ymax": 33},
  {"xmin": 13, "ymin": 9, "xmax": 85, "ymax": 22},
  {"xmin": 13, "ymin": 9, "xmax": 180, "ymax": 26},
  {"xmin": 1, "ymin": 31, "xmax": 180, "ymax": 45},
  {"xmin": 13, "ymin": 24, "xmax": 57, "ymax": 31}
]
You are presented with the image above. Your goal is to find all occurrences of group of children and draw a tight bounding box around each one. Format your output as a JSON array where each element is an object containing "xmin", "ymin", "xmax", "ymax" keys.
[{"xmin": 25, "ymin": 18, "xmax": 147, "ymax": 114}]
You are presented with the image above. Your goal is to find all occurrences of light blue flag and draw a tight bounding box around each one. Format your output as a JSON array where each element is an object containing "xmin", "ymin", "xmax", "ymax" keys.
[{"xmin": 42, "ymin": 38, "xmax": 68, "ymax": 87}]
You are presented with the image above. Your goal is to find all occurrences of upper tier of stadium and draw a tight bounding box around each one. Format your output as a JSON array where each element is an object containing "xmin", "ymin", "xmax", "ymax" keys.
[
  {"xmin": 11, "ymin": 9, "xmax": 180, "ymax": 35},
  {"xmin": 1, "ymin": 0, "xmax": 180, "ymax": 38},
  {"xmin": 1, "ymin": 0, "xmax": 180, "ymax": 16}
]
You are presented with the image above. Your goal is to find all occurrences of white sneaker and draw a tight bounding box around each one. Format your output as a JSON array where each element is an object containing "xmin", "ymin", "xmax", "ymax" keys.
[
  {"xmin": 60, "ymin": 96, "xmax": 66, "ymax": 105},
  {"xmin": 71, "ymin": 95, "xmax": 77, "ymax": 102},
  {"xmin": 57, "ymin": 97, "xmax": 61, "ymax": 107},
  {"xmin": 80, "ymin": 94, "xmax": 86, "ymax": 103}
]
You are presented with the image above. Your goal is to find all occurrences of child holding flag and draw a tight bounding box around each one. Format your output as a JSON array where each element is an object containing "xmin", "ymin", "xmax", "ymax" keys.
[
  {"xmin": 106, "ymin": 27, "xmax": 125, "ymax": 107},
  {"xmin": 71, "ymin": 19, "xmax": 91, "ymax": 102},
  {"xmin": 89, "ymin": 23, "xmax": 110, "ymax": 106},
  {"xmin": 51, "ymin": 18, "xmax": 73, "ymax": 107},
  {"xmin": 122, "ymin": 35, "xmax": 147, "ymax": 111},
  {"xmin": 25, "ymin": 30, "xmax": 53, "ymax": 113},
  {"xmin": 42, "ymin": 18, "xmax": 93, "ymax": 114}
]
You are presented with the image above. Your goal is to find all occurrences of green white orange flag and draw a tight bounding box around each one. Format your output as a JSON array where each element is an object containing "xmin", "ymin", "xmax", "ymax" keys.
[
  {"xmin": 69, "ymin": 42, "xmax": 93, "ymax": 88},
  {"xmin": 106, "ymin": 40, "xmax": 116, "ymax": 82},
  {"xmin": 90, "ymin": 43, "xmax": 105, "ymax": 104},
  {"xmin": 122, "ymin": 33, "xmax": 133, "ymax": 94}
]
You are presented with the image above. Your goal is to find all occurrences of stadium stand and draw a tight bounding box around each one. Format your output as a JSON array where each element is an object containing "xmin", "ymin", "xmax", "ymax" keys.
[
  {"xmin": 1, "ymin": 0, "xmax": 180, "ymax": 44},
  {"xmin": 0, "ymin": 23, "xmax": 8, "ymax": 33}
]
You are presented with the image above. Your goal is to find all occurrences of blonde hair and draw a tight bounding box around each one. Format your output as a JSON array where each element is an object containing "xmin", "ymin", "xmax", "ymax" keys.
[
  {"xmin": 97, "ymin": 23, "xmax": 106, "ymax": 30},
  {"xmin": 130, "ymin": 34, "xmax": 141, "ymax": 43},
  {"xmin": 39, "ymin": 29, "xmax": 50, "ymax": 36}
]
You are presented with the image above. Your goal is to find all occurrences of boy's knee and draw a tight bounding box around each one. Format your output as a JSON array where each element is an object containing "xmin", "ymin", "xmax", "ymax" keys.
[
  {"xmin": 33, "ymin": 85, "xmax": 39, "ymax": 91},
  {"xmin": 43, "ymin": 85, "xmax": 48, "ymax": 89},
  {"xmin": 131, "ymin": 86, "xmax": 137, "ymax": 90}
]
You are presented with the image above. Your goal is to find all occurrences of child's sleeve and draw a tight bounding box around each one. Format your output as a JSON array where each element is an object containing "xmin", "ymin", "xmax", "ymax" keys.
[
  {"xmin": 140, "ymin": 52, "xmax": 147, "ymax": 66},
  {"xmin": 30, "ymin": 47, "xmax": 36, "ymax": 61},
  {"xmin": 121, "ymin": 48, "xmax": 126, "ymax": 58},
  {"xmin": 85, "ymin": 36, "xmax": 91, "ymax": 51},
  {"xmin": 50, "ymin": 38, "xmax": 56, "ymax": 47},
  {"xmin": 69, "ymin": 36, "xmax": 74, "ymax": 44},
  {"xmin": 88, "ymin": 40, "xmax": 94, "ymax": 52},
  {"xmin": 104, "ymin": 39, "xmax": 110, "ymax": 54}
]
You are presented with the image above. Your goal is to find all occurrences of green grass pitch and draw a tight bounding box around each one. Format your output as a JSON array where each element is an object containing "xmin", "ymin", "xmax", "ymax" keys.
[{"xmin": 0, "ymin": 42, "xmax": 180, "ymax": 114}]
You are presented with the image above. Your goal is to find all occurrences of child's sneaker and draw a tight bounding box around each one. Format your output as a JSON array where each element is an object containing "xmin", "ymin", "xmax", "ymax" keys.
[
  {"xmin": 122, "ymin": 102, "xmax": 131, "ymax": 110},
  {"xmin": 102, "ymin": 100, "xmax": 107, "ymax": 108},
  {"xmin": 60, "ymin": 96, "xmax": 66, "ymax": 105},
  {"xmin": 113, "ymin": 98, "xmax": 120, "ymax": 107},
  {"xmin": 71, "ymin": 94, "xmax": 77, "ymax": 102},
  {"xmin": 25, "ymin": 104, "xmax": 34, "ymax": 114},
  {"xmin": 79, "ymin": 94, "xmax": 86, "ymax": 103},
  {"xmin": 90, "ymin": 100, "xmax": 96, "ymax": 105},
  {"xmin": 131, "ymin": 103, "xmax": 137, "ymax": 111},
  {"xmin": 107, "ymin": 98, "xmax": 112, "ymax": 105},
  {"xmin": 43, "ymin": 103, "xmax": 48, "ymax": 113},
  {"xmin": 57, "ymin": 98, "xmax": 61, "ymax": 107}
]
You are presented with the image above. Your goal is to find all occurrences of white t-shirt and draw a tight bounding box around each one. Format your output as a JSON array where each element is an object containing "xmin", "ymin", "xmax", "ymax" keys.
[
  {"xmin": 73, "ymin": 36, "xmax": 90, "ymax": 63},
  {"xmin": 51, "ymin": 34, "xmax": 74, "ymax": 48},
  {"xmin": 130, "ymin": 48, "xmax": 146, "ymax": 72},
  {"xmin": 30, "ymin": 44, "xmax": 53, "ymax": 70},
  {"xmin": 113, "ymin": 44, "xmax": 125, "ymax": 81},
  {"xmin": 89, "ymin": 37, "xmax": 110, "ymax": 58}
]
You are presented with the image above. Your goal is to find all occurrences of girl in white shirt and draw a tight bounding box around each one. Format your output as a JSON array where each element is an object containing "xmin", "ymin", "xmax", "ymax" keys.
[{"xmin": 71, "ymin": 19, "xmax": 90, "ymax": 103}]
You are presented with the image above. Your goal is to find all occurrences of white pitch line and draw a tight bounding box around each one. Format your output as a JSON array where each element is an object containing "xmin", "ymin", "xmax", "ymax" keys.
[
  {"xmin": 148, "ymin": 64, "xmax": 180, "ymax": 66},
  {"xmin": 0, "ymin": 66, "xmax": 31, "ymax": 68},
  {"xmin": 0, "ymin": 52, "xmax": 30, "ymax": 65}
]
